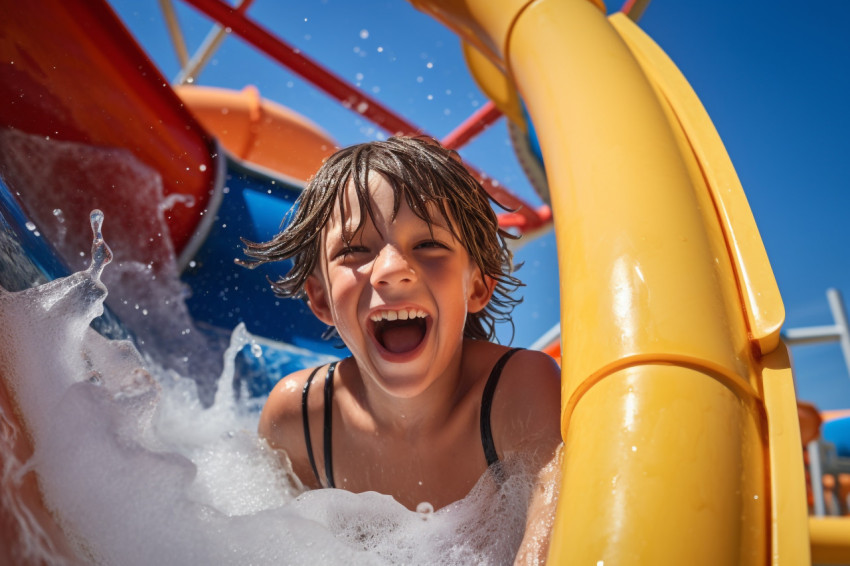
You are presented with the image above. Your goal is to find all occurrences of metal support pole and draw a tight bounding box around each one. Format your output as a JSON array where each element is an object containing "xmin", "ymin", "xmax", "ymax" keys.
[
  {"xmin": 808, "ymin": 439, "xmax": 827, "ymax": 516},
  {"xmin": 827, "ymin": 288, "xmax": 850, "ymax": 380},
  {"xmin": 783, "ymin": 288, "xmax": 850, "ymax": 383},
  {"xmin": 158, "ymin": 0, "xmax": 190, "ymax": 68},
  {"xmin": 173, "ymin": 0, "xmax": 254, "ymax": 85}
]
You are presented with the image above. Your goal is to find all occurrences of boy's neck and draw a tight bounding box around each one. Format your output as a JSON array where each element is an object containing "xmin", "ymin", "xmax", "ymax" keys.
[{"xmin": 344, "ymin": 350, "xmax": 469, "ymax": 437}]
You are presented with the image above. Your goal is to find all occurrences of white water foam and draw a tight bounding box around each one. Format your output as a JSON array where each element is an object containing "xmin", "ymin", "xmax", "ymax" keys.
[
  {"xmin": 0, "ymin": 211, "xmax": 538, "ymax": 565},
  {"xmin": 0, "ymin": 128, "xmax": 226, "ymax": 403}
]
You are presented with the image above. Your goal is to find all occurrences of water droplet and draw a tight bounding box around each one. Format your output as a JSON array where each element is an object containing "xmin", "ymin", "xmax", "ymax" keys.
[
  {"xmin": 250, "ymin": 343, "xmax": 262, "ymax": 358},
  {"xmin": 359, "ymin": 29, "xmax": 369, "ymax": 39},
  {"xmin": 416, "ymin": 501, "xmax": 434, "ymax": 518},
  {"xmin": 88, "ymin": 209, "xmax": 112, "ymax": 280}
]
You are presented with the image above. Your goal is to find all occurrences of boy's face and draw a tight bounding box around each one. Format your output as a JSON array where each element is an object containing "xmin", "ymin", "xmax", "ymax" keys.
[{"xmin": 304, "ymin": 173, "xmax": 493, "ymax": 398}]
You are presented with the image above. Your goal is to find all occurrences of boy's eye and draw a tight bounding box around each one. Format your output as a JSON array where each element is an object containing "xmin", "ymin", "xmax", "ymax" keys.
[
  {"xmin": 416, "ymin": 240, "xmax": 449, "ymax": 250},
  {"xmin": 333, "ymin": 245, "xmax": 367, "ymax": 260}
]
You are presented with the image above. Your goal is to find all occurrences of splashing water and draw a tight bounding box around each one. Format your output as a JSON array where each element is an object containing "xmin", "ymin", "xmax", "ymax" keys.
[
  {"xmin": 87, "ymin": 210, "xmax": 112, "ymax": 282},
  {"xmin": 0, "ymin": 212, "xmax": 536, "ymax": 565},
  {"xmin": 0, "ymin": 129, "xmax": 227, "ymax": 403}
]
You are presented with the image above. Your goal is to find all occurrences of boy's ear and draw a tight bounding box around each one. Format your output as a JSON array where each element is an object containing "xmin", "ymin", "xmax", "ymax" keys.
[
  {"xmin": 304, "ymin": 275, "xmax": 334, "ymax": 325},
  {"xmin": 467, "ymin": 273, "xmax": 496, "ymax": 314}
]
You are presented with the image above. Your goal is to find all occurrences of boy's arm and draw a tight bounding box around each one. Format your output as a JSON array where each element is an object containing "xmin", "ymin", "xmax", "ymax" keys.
[
  {"xmin": 490, "ymin": 349, "xmax": 563, "ymax": 565},
  {"xmin": 258, "ymin": 367, "xmax": 322, "ymax": 490},
  {"xmin": 513, "ymin": 446, "xmax": 562, "ymax": 565}
]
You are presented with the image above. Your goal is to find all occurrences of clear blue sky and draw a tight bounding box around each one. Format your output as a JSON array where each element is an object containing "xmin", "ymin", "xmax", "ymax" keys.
[{"xmin": 109, "ymin": 0, "xmax": 850, "ymax": 410}]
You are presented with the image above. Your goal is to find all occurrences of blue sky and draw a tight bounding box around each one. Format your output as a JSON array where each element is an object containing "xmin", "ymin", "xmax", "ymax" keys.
[{"xmin": 109, "ymin": 0, "xmax": 850, "ymax": 409}]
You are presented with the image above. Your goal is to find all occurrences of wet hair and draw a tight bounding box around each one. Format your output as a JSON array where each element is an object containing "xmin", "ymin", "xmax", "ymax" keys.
[{"xmin": 239, "ymin": 136, "xmax": 522, "ymax": 342}]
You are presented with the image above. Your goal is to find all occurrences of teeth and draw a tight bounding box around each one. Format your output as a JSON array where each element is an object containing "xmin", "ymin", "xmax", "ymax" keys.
[{"xmin": 370, "ymin": 309, "xmax": 427, "ymax": 322}]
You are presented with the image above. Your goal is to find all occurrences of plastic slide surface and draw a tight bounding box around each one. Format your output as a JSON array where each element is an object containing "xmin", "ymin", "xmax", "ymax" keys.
[{"xmin": 407, "ymin": 0, "xmax": 847, "ymax": 563}]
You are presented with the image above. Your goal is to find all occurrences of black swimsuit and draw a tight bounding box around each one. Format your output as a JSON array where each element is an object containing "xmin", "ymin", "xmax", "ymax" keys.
[{"xmin": 300, "ymin": 348, "xmax": 522, "ymax": 488}]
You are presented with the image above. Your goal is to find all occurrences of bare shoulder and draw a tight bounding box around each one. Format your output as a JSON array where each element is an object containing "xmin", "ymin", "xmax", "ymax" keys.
[
  {"xmin": 489, "ymin": 348, "xmax": 562, "ymax": 460},
  {"xmin": 258, "ymin": 366, "xmax": 321, "ymax": 488},
  {"xmin": 258, "ymin": 367, "xmax": 310, "ymax": 442}
]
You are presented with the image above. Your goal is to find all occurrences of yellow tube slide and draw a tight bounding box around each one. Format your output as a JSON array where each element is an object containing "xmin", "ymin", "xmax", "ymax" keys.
[{"xmin": 409, "ymin": 0, "xmax": 832, "ymax": 563}]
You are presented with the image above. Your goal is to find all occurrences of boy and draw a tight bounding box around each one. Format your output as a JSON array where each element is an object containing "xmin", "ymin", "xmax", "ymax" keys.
[{"xmin": 242, "ymin": 136, "xmax": 562, "ymax": 561}]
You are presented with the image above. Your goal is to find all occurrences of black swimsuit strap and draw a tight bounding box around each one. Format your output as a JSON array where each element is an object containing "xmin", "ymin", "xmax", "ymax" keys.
[
  {"xmin": 301, "ymin": 365, "xmax": 324, "ymax": 488},
  {"xmin": 480, "ymin": 348, "xmax": 523, "ymax": 467},
  {"xmin": 307, "ymin": 352, "xmax": 517, "ymax": 486},
  {"xmin": 322, "ymin": 361, "xmax": 339, "ymax": 488},
  {"xmin": 302, "ymin": 362, "xmax": 340, "ymax": 489}
]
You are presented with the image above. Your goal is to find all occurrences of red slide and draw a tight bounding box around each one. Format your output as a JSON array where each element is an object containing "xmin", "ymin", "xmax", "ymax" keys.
[{"xmin": 0, "ymin": 0, "xmax": 218, "ymax": 254}]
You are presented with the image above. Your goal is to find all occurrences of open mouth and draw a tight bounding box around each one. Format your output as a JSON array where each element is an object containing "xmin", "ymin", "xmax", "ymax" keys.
[{"xmin": 370, "ymin": 309, "xmax": 429, "ymax": 355}]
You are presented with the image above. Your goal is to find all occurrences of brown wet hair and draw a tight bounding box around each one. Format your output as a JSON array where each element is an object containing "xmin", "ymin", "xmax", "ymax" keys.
[{"xmin": 239, "ymin": 136, "xmax": 522, "ymax": 342}]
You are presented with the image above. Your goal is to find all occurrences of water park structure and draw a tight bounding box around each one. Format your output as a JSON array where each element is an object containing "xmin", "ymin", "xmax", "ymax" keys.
[{"xmin": 2, "ymin": 0, "xmax": 850, "ymax": 563}]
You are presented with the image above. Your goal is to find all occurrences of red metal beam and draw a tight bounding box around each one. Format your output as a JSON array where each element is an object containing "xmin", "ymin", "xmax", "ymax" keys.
[
  {"xmin": 178, "ymin": 0, "xmax": 551, "ymax": 232},
  {"xmin": 181, "ymin": 0, "xmax": 421, "ymax": 136},
  {"xmin": 440, "ymin": 101, "xmax": 503, "ymax": 150},
  {"xmin": 620, "ymin": 0, "xmax": 652, "ymax": 21}
]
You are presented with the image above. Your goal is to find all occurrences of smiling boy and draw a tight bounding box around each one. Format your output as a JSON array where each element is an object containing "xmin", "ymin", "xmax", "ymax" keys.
[{"xmin": 242, "ymin": 136, "xmax": 562, "ymax": 562}]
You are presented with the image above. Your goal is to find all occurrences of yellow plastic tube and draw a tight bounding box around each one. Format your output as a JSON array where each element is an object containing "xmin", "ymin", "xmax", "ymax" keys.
[
  {"xmin": 410, "ymin": 0, "xmax": 813, "ymax": 563},
  {"xmin": 809, "ymin": 517, "xmax": 850, "ymax": 564}
]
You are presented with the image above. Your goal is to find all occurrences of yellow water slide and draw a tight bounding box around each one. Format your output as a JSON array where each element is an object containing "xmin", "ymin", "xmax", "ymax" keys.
[{"xmin": 411, "ymin": 0, "xmax": 850, "ymax": 563}]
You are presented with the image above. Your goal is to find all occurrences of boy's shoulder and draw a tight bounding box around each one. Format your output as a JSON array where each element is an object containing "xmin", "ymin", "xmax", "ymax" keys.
[
  {"xmin": 258, "ymin": 365, "xmax": 327, "ymax": 487},
  {"xmin": 472, "ymin": 344, "xmax": 562, "ymax": 460},
  {"xmin": 463, "ymin": 340, "xmax": 560, "ymax": 389},
  {"xmin": 489, "ymin": 346, "xmax": 561, "ymax": 413}
]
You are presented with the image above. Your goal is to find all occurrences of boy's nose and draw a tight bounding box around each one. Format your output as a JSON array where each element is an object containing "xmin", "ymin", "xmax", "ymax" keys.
[{"xmin": 371, "ymin": 245, "xmax": 416, "ymax": 287}]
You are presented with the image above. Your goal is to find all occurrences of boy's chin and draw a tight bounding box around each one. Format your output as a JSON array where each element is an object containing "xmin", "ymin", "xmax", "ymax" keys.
[{"xmin": 371, "ymin": 366, "xmax": 438, "ymax": 398}]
